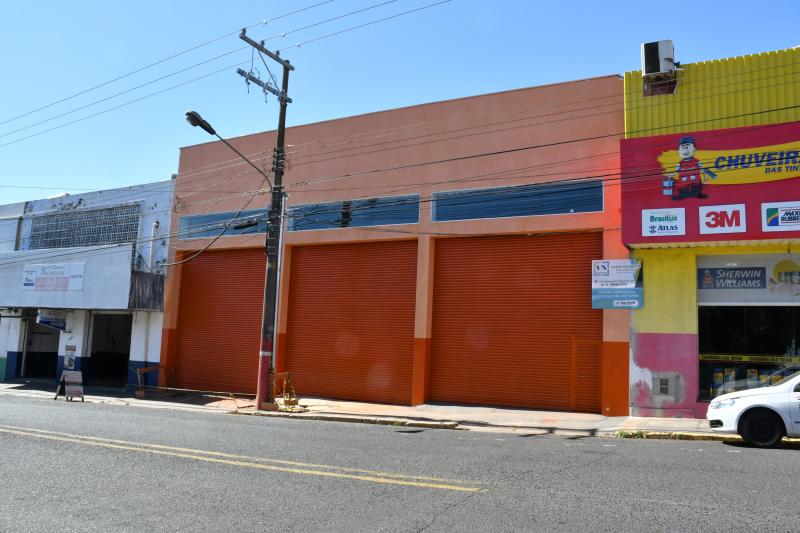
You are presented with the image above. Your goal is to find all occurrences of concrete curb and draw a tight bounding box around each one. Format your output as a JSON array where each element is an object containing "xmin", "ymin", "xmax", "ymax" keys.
[
  {"xmin": 0, "ymin": 389, "xmax": 237, "ymax": 415},
  {"xmin": 615, "ymin": 430, "xmax": 800, "ymax": 443},
  {"xmin": 234, "ymin": 409, "xmax": 460, "ymax": 430}
]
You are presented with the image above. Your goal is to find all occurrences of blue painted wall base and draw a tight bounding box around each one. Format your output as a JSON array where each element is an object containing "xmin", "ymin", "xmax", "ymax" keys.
[
  {"xmin": 128, "ymin": 360, "xmax": 159, "ymax": 388},
  {"xmin": 56, "ymin": 356, "xmax": 90, "ymax": 385},
  {"xmin": 5, "ymin": 351, "xmax": 22, "ymax": 381}
]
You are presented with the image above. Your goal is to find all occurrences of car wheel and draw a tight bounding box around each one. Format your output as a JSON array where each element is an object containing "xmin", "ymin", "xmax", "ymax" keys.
[{"xmin": 741, "ymin": 410, "xmax": 784, "ymax": 448}]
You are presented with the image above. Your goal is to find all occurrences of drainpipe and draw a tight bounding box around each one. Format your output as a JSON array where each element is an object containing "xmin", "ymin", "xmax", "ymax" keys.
[{"xmin": 149, "ymin": 221, "xmax": 160, "ymax": 272}]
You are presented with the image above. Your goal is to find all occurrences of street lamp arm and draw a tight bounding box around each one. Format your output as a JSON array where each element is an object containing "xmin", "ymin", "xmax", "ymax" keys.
[
  {"xmin": 214, "ymin": 134, "xmax": 274, "ymax": 188},
  {"xmin": 186, "ymin": 110, "xmax": 273, "ymax": 188}
]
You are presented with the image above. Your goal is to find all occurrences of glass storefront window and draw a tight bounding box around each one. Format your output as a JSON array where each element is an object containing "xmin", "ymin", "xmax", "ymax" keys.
[{"xmin": 698, "ymin": 306, "xmax": 800, "ymax": 401}]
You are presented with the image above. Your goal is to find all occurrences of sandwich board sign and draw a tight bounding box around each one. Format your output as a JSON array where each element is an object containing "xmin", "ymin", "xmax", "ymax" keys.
[{"xmin": 54, "ymin": 370, "xmax": 84, "ymax": 402}]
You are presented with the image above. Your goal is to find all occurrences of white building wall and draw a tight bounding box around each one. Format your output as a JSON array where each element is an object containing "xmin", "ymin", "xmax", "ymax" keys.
[
  {"xmin": 57, "ymin": 310, "xmax": 90, "ymax": 375},
  {"xmin": 0, "ymin": 202, "xmax": 24, "ymax": 253},
  {"xmin": 129, "ymin": 311, "xmax": 164, "ymax": 386},
  {"xmin": 147, "ymin": 312, "xmax": 163, "ymax": 364},
  {"xmin": 0, "ymin": 311, "xmax": 24, "ymax": 379},
  {"xmin": 0, "ymin": 245, "xmax": 133, "ymax": 309}
]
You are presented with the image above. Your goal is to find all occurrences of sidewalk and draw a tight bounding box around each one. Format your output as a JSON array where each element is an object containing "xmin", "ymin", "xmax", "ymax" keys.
[{"xmin": 0, "ymin": 380, "xmax": 719, "ymax": 439}]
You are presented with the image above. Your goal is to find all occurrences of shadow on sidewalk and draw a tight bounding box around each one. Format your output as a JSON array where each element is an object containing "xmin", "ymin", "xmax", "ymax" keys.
[{"xmin": 5, "ymin": 378, "xmax": 252, "ymax": 408}]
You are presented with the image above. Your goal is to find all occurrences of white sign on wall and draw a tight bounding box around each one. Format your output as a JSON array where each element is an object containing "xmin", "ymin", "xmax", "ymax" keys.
[
  {"xmin": 22, "ymin": 263, "xmax": 85, "ymax": 291},
  {"xmin": 591, "ymin": 259, "xmax": 643, "ymax": 309},
  {"xmin": 641, "ymin": 208, "xmax": 686, "ymax": 237},
  {"xmin": 762, "ymin": 201, "xmax": 800, "ymax": 232},
  {"xmin": 699, "ymin": 204, "xmax": 746, "ymax": 235}
]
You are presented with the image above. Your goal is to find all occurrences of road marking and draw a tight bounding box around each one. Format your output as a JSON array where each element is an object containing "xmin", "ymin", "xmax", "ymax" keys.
[
  {"xmin": 0, "ymin": 425, "xmax": 480, "ymax": 492},
  {"xmin": 0, "ymin": 424, "xmax": 470, "ymax": 483}
]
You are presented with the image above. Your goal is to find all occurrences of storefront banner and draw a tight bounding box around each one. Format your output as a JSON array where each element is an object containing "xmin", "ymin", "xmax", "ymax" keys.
[
  {"xmin": 21, "ymin": 263, "xmax": 85, "ymax": 291},
  {"xmin": 697, "ymin": 254, "xmax": 800, "ymax": 304},
  {"xmin": 621, "ymin": 121, "xmax": 800, "ymax": 244},
  {"xmin": 37, "ymin": 309, "xmax": 67, "ymax": 330},
  {"xmin": 591, "ymin": 259, "xmax": 643, "ymax": 309}
]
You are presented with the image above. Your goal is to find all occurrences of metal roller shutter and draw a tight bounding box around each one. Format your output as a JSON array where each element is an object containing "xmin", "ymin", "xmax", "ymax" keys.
[
  {"xmin": 175, "ymin": 248, "xmax": 265, "ymax": 393},
  {"xmin": 430, "ymin": 233, "xmax": 603, "ymax": 412},
  {"xmin": 285, "ymin": 240, "xmax": 417, "ymax": 404}
]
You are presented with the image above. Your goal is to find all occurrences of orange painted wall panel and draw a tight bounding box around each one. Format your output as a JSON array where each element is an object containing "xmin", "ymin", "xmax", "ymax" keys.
[
  {"xmin": 430, "ymin": 233, "xmax": 603, "ymax": 411},
  {"xmin": 284, "ymin": 240, "xmax": 417, "ymax": 404},
  {"xmin": 175, "ymin": 248, "xmax": 265, "ymax": 393}
]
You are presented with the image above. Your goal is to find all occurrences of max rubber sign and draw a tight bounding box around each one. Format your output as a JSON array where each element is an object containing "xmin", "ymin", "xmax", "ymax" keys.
[{"xmin": 621, "ymin": 122, "xmax": 800, "ymax": 244}]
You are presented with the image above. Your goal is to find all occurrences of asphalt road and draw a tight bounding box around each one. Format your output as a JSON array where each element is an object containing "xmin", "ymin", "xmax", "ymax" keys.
[{"xmin": 1, "ymin": 396, "xmax": 798, "ymax": 532}]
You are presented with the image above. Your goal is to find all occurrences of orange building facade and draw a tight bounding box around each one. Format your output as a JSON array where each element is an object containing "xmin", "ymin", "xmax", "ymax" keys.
[{"xmin": 161, "ymin": 75, "xmax": 630, "ymax": 415}]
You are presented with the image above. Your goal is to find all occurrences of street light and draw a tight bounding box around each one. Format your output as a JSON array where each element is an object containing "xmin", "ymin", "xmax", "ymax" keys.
[
  {"xmin": 185, "ymin": 111, "xmax": 272, "ymax": 187},
  {"xmin": 185, "ymin": 110, "xmax": 281, "ymax": 410}
]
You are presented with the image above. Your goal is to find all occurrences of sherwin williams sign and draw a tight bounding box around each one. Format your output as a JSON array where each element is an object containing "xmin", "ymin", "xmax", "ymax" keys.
[
  {"xmin": 697, "ymin": 255, "xmax": 800, "ymax": 304},
  {"xmin": 697, "ymin": 267, "xmax": 766, "ymax": 290},
  {"xmin": 621, "ymin": 121, "xmax": 800, "ymax": 244},
  {"xmin": 591, "ymin": 259, "xmax": 643, "ymax": 309}
]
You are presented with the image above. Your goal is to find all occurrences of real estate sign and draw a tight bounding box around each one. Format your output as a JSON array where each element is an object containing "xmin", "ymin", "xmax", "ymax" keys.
[{"xmin": 591, "ymin": 259, "xmax": 643, "ymax": 309}]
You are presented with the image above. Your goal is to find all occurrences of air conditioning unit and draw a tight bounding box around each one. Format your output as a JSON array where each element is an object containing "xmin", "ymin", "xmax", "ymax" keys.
[{"xmin": 641, "ymin": 40, "xmax": 676, "ymax": 77}]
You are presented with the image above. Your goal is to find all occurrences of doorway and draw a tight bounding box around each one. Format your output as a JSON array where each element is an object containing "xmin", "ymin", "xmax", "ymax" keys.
[
  {"xmin": 89, "ymin": 313, "xmax": 132, "ymax": 387},
  {"xmin": 22, "ymin": 320, "xmax": 59, "ymax": 379}
]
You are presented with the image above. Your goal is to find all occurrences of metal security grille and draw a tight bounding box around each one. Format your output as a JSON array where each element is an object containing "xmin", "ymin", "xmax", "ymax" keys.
[{"xmin": 27, "ymin": 203, "xmax": 141, "ymax": 249}]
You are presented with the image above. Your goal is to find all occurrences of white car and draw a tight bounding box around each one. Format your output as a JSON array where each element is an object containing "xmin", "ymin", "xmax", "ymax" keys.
[{"xmin": 707, "ymin": 370, "xmax": 800, "ymax": 447}]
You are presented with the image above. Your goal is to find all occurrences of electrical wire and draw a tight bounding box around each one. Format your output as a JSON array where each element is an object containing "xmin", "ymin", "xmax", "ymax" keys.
[
  {"xmin": 0, "ymin": 61, "xmax": 251, "ymax": 149},
  {"xmin": 165, "ymin": 65, "xmax": 799, "ymax": 186},
  {"xmin": 0, "ymin": 0, "xmax": 335, "ymax": 128},
  {"xmin": 0, "ymin": 0, "xmax": 416, "ymax": 148},
  {"xmin": 287, "ymin": 104, "xmax": 800, "ymax": 191}
]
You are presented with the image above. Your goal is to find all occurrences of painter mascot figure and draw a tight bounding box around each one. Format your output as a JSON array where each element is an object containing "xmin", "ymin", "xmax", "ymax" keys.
[{"xmin": 663, "ymin": 136, "xmax": 717, "ymax": 200}]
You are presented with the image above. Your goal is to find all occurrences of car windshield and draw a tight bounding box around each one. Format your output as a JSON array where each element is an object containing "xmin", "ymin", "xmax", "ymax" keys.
[{"xmin": 773, "ymin": 370, "xmax": 800, "ymax": 387}]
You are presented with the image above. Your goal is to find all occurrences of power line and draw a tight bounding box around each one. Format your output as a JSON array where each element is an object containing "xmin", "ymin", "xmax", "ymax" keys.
[
  {"xmin": 0, "ymin": 47, "xmax": 249, "ymax": 140},
  {"xmin": 0, "ymin": 0, "xmax": 335, "ymax": 128},
  {"xmin": 167, "ymin": 65, "xmax": 799, "ymax": 186},
  {"xmin": 0, "ymin": 1, "xmax": 454, "ymax": 151},
  {"xmin": 0, "ymin": 0, "xmax": 406, "ymax": 141},
  {"xmin": 0, "ymin": 61, "xmax": 250, "ymax": 149},
  {"xmin": 287, "ymin": 103, "xmax": 800, "ymax": 190}
]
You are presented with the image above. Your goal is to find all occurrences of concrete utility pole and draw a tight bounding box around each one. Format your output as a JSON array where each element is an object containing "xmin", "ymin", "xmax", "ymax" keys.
[{"xmin": 237, "ymin": 28, "xmax": 294, "ymax": 410}]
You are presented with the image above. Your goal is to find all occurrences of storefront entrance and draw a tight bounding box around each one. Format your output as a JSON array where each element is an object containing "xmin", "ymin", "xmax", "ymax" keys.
[
  {"xmin": 89, "ymin": 313, "xmax": 132, "ymax": 387},
  {"xmin": 699, "ymin": 306, "xmax": 799, "ymax": 400},
  {"xmin": 22, "ymin": 320, "xmax": 59, "ymax": 379},
  {"xmin": 698, "ymin": 254, "xmax": 800, "ymax": 401}
]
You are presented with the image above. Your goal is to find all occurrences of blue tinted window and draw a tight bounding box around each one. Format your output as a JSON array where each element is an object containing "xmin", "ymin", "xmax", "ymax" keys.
[
  {"xmin": 179, "ymin": 209, "xmax": 267, "ymax": 240},
  {"xmin": 432, "ymin": 180, "xmax": 602, "ymax": 222},
  {"xmin": 288, "ymin": 195, "xmax": 419, "ymax": 231}
]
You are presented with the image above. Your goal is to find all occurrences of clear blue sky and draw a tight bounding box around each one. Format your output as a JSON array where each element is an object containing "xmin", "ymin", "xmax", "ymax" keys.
[{"xmin": 1, "ymin": 0, "xmax": 797, "ymax": 204}]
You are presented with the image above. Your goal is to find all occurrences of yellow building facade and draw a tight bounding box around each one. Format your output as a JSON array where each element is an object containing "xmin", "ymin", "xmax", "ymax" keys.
[{"xmin": 622, "ymin": 47, "xmax": 800, "ymax": 417}]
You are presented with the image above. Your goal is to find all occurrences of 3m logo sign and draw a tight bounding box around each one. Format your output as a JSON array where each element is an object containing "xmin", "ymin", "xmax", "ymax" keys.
[{"xmin": 699, "ymin": 204, "xmax": 746, "ymax": 234}]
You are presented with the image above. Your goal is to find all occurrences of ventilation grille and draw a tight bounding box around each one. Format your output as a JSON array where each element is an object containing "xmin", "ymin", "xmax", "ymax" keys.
[{"xmin": 27, "ymin": 204, "xmax": 141, "ymax": 250}]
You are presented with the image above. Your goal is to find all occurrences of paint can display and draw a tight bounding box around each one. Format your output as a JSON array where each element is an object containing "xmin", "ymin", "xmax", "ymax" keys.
[
  {"xmin": 712, "ymin": 368, "xmax": 724, "ymax": 396},
  {"xmin": 746, "ymin": 368, "xmax": 760, "ymax": 388},
  {"xmin": 661, "ymin": 177, "xmax": 674, "ymax": 196}
]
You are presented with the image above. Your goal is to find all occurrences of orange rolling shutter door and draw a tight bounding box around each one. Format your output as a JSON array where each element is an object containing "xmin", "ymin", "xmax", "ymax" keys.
[
  {"xmin": 175, "ymin": 248, "xmax": 265, "ymax": 393},
  {"xmin": 285, "ymin": 241, "xmax": 417, "ymax": 405},
  {"xmin": 430, "ymin": 233, "xmax": 603, "ymax": 412}
]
